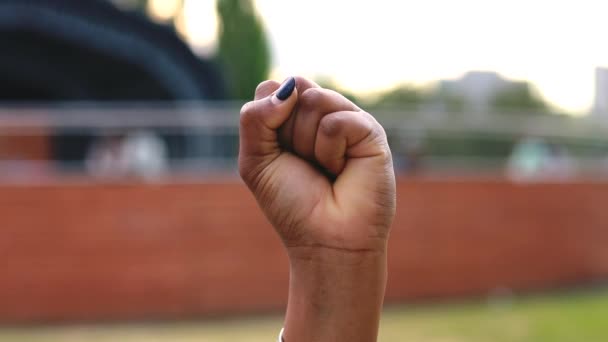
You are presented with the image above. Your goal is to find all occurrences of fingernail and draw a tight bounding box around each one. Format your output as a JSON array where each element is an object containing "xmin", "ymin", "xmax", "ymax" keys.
[{"xmin": 275, "ymin": 77, "xmax": 296, "ymax": 102}]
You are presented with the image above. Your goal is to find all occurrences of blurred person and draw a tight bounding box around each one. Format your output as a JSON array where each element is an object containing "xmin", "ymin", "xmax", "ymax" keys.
[
  {"xmin": 545, "ymin": 143, "xmax": 577, "ymax": 179},
  {"xmin": 397, "ymin": 134, "xmax": 426, "ymax": 174},
  {"xmin": 85, "ymin": 131, "xmax": 124, "ymax": 178},
  {"xmin": 122, "ymin": 130, "xmax": 168, "ymax": 179},
  {"xmin": 86, "ymin": 129, "xmax": 167, "ymax": 180},
  {"xmin": 239, "ymin": 77, "xmax": 396, "ymax": 342},
  {"xmin": 507, "ymin": 137, "xmax": 576, "ymax": 181}
]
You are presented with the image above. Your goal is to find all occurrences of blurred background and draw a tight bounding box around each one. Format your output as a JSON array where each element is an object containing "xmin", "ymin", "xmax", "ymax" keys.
[{"xmin": 0, "ymin": 0, "xmax": 607, "ymax": 341}]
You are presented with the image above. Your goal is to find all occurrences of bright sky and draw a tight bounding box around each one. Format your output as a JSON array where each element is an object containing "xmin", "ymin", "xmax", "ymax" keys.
[{"xmin": 153, "ymin": 0, "xmax": 608, "ymax": 114}]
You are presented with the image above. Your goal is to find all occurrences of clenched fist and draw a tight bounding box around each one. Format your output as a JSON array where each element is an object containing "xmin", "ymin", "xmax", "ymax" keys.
[
  {"xmin": 239, "ymin": 77, "xmax": 396, "ymax": 341},
  {"xmin": 239, "ymin": 76, "xmax": 395, "ymax": 254}
]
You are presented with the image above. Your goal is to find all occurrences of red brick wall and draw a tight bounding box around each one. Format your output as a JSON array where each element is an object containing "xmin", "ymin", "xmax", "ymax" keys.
[
  {"xmin": 1, "ymin": 179, "xmax": 607, "ymax": 322},
  {"xmin": 386, "ymin": 179, "xmax": 608, "ymax": 300},
  {"xmin": 0, "ymin": 129, "xmax": 50, "ymax": 160}
]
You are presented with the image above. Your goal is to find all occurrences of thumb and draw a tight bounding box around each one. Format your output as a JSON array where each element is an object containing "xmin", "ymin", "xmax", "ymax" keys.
[{"xmin": 239, "ymin": 77, "xmax": 297, "ymax": 182}]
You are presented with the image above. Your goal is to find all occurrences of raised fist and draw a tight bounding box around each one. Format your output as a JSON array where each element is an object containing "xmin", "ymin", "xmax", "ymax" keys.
[
  {"xmin": 238, "ymin": 76, "xmax": 396, "ymax": 342},
  {"xmin": 239, "ymin": 77, "xmax": 396, "ymax": 255}
]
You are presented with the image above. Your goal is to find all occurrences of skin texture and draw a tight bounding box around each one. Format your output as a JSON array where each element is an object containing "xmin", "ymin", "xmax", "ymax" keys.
[{"xmin": 239, "ymin": 77, "xmax": 396, "ymax": 342}]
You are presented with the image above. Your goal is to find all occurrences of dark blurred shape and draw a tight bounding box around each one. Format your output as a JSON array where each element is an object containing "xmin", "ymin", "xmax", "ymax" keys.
[
  {"xmin": 0, "ymin": 0, "xmax": 226, "ymax": 166},
  {"xmin": 0, "ymin": 0, "xmax": 224, "ymax": 101}
]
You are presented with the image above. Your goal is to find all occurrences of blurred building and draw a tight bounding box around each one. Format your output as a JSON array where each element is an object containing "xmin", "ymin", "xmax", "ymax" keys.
[
  {"xmin": 439, "ymin": 71, "xmax": 528, "ymax": 114},
  {"xmin": 593, "ymin": 67, "xmax": 608, "ymax": 117}
]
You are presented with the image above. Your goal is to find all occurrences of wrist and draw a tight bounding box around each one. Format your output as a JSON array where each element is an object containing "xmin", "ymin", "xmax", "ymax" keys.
[{"xmin": 283, "ymin": 246, "xmax": 387, "ymax": 342}]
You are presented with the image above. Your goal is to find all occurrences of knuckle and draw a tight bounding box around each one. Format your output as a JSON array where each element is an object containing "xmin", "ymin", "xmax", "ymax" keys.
[
  {"xmin": 239, "ymin": 101, "xmax": 259, "ymax": 126},
  {"xmin": 372, "ymin": 128, "xmax": 393, "ymax": 161},
  {"xmin": 240, "ymin": 100, "xmax": 254, "ymax": 115},
  {"xmin": 378, "ymin": 142, "xmax": 393, "ymax": 162},
  {"xmin": 374, "ymin": 121, "xmax": 389, "ymax": 140},
  {"xmin": 319, "ymin": 112, "xmax": 347, "ymax": 137},
  {"xmin": 363, "ymin": 112, "xmax": 388, "ymax": 138},
  {"xmin": 294, "ymin": 76, "xmax": 319, "ymax": 91},
  {"xmin": 360, "ymin": 113, "xmax": 393, "ymax": 162},
  {"xmin": 299, "ymin": 88, "xmax": 326, "ymax": 110}
]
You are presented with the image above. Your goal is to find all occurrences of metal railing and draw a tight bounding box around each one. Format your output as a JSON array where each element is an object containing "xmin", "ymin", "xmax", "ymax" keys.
[{"xmin": 1, "ymin": 102, "xmax": 608, "ymax": 181}]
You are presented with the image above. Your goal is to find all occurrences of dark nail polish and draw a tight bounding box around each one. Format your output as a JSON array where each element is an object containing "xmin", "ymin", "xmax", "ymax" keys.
[{"xmin": 276, "ymin": 77, "xmax": 296, "ymax": 101}]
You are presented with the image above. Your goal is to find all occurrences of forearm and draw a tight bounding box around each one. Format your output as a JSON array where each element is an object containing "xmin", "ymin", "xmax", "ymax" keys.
[{"xmin": 282, "ymin": 246, "xmax": 387, "ymax": 342}]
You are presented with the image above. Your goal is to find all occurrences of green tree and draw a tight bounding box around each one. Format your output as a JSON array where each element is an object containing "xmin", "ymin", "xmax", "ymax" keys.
[
  {"xmin": 216, "ymin": 0, "xmax": 271, "ymax": 100},
  {"xmin": 373, "ymin": 85, "xmax": 426, "ymax": 109},
  {"xmin": 490, "ymin": 83, "xmax": 547, "ymax": 113}
]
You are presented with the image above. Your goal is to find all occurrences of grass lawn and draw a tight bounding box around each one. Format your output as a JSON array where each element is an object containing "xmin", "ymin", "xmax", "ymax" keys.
[{"xmin": 1, "ymin": 289, "xmax": 606, "ymax": 341}]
